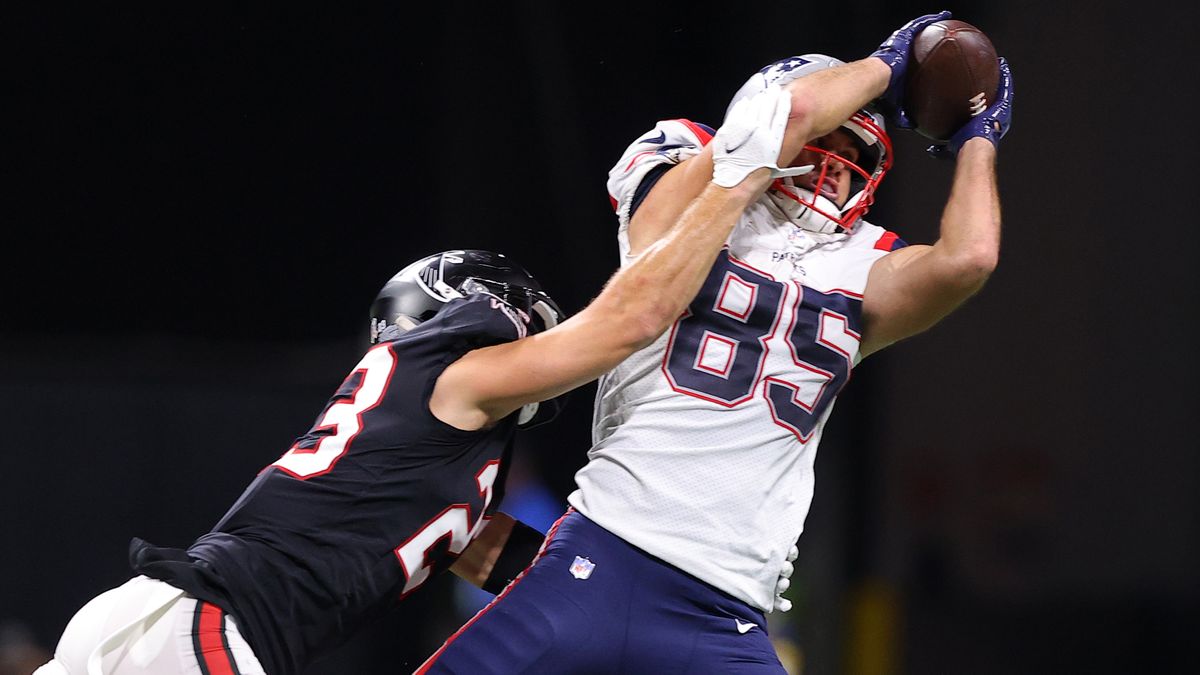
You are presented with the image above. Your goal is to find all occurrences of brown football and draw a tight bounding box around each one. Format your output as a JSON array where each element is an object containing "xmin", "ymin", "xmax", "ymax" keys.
[{"xmin": 904, "ymin": 19, "xmax": 1000, "ymax": 141}]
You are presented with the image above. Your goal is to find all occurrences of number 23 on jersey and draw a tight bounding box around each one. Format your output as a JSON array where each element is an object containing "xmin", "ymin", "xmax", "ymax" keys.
[{"xmin": 270, "ymin": 346, "xmax": 499, "ymax": 596}]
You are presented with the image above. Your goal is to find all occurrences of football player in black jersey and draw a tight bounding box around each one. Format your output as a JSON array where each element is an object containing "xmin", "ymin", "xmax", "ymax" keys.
[{"xmin": 34, "ymin": 83, "xmax": 805, "ymax": 675}]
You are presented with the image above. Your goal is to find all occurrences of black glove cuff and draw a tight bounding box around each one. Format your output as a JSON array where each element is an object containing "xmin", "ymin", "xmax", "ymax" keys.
[{"xmin": 481, "ymin": 520, "xmax": 545, "ymax": 594}]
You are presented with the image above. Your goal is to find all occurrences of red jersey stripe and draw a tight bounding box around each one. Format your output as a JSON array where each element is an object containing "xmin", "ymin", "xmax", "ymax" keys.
[{"xmin": 874, "ymin": 231, "xmax": 900, "ymax": 251}]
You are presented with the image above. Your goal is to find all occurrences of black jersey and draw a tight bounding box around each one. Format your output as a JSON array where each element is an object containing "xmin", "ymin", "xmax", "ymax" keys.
[{"xmin": 131, "ymin": 295, "xmax": 528, "ymax": 675}]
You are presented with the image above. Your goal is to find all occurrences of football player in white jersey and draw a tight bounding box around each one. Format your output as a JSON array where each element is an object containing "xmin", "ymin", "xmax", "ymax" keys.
[{"xmin": 420, "ymin": 11, "xmax": 1014, "ymax": 674}]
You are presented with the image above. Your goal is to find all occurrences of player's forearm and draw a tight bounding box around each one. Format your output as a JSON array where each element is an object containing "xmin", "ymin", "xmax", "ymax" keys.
[
  {"xmin": 454, "ymin": 172, "xmax": 771, "ymax": 422},
  {"xmin": 439, "ymin": 172, "xmax": 767, "ymax": 427},
  {"xmin": 932, "ymin": 137, "xmax": 1001, "ymax": 289},
  {"xmin": 600, "ymin": 170, "xmax": 771, "ymax": 345},
  {"xmin": 779, "ymin": 58, "xmax": 890, "ymax": 164},
  {"xmin": 452, "ymin": 513, "xmax": 546, "ymax": 593},
  {"xmin": 451, "ymin": 513, "xmax": 517, "ymax": 587},
  {"xmin": 858, "ymin": 140, "xmax": 1001, "ymax": 355}
]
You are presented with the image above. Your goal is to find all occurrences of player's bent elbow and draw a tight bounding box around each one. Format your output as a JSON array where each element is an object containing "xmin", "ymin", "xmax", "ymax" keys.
[
  {"xmin": 781, "ymin": 89, "xmax": 819, "ymax": 147},
  {"xmin": 934, "ymin": 237, "xmax": 997, "ymax": 285},
  {"xmin": 965, "ymin": 246, "xmax": 999, "ymax": 280},
  {"xmin": 947, "ymin": 249, "xmax": 997, "ymax": 291},
  {"xmin": 786, "ymin": 84, "xmax": 818, "ymax": 125}
]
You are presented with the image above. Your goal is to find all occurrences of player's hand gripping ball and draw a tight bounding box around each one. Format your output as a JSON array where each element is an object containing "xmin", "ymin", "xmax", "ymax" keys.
[{"xmin": 903, "ymin": 19, "xmax": 1000, "ymax": 141}]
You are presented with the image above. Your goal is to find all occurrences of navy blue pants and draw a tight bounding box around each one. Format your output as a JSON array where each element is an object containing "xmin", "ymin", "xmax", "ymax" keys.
[{"xmin": 417, "ymin": 510, "xmax": 785, "ymax": 674}]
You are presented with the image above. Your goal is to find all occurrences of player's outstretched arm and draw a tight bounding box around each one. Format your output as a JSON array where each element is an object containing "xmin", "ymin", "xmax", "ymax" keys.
[
  {"xmin": 431, "ymin": 87, "xmax": 798, "ymax": 430},
  {"xmin": 623, "ymin": 12, "xmax": 945, "ymax": 257},
  {"xmin": 859, "ymin": 58, "xmax": 1012, "ymax": 356},
  {"xmin": 435, "ymin": 180, "xmax": 765, "ymax": 430},
  {"xmin": 780, "ymin": 11, "xmax": 951, "ymax": 166}
]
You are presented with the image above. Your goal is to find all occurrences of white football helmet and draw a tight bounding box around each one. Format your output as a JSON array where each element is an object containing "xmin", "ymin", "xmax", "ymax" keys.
[{"xmin": 725, "ymin": 54, "xmax": 893, "ymax": 233}]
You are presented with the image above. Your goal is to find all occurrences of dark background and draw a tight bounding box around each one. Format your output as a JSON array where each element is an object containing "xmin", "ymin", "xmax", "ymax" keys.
[{"xmin": 3, "ymin": 2, "xmax": 1197, "ymax": 674}]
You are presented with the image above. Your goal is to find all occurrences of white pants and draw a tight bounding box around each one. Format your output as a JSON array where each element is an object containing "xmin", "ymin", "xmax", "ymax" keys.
[{"xmin": 35, "ymin": 576, "xmax": 266, "ymax": 675}]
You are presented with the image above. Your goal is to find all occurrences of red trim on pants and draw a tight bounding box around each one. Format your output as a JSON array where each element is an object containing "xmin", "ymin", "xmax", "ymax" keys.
[{"xmin": 193, "ymin": 602, "xmax": 240, "ymax": 675}]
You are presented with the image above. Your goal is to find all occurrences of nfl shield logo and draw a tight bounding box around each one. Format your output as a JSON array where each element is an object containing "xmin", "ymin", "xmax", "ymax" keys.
[{"xmin": 569, "ymin": 555, "xmax": 595, "ymax": 580}]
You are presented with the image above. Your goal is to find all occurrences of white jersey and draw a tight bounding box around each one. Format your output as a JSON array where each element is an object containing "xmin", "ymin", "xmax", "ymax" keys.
[{"xmin": 568, "ymin": 119, "xmax": 905, "ymax": 611}]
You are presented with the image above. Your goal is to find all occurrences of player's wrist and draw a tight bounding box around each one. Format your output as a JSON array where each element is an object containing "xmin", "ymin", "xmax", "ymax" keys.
[
  {"xmin": 867, "ymin": 52, "xmax": 902, "ymax": 87},
  {"xmin": 961, "ymin": 134, "xmax": 998, "ymax": 152},
  {"xmin": 481, "ymin": 519, "xmax": 544, "ymax": 594},
  {"xmin": 716, "ymin": 167, "xmax": 772, "ymax": 193},
  {"xmin": 862, "ymin": 56, "xmax": 893, "ymax": 95}
]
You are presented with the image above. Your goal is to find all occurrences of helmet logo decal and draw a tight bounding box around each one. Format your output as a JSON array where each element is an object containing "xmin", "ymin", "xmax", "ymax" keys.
[
  {"xmin": 415, "ymin": 266, "xmax": 453, "ymax": 302},
  {"xmin": 761, "ymin": 56, "xmax": 812, "ymax": 76}
]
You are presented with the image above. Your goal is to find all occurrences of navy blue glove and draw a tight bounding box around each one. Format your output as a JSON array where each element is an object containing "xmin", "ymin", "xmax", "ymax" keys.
[
  {"xmin": 871, "ymin": 10, "xmax": 952, "ymax": 129},
  {"xmin": 928, "ymin": 56, "xmax": 1013, "ymax": 158}
]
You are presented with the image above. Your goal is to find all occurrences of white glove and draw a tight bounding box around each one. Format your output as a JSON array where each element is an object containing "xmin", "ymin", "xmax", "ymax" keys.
[
  {"xmin": 712, "ymin": 84, "xmax": 813, "ymax": 188},
  {"xmin": 772, "ymin": 544, "xmax": 800, "ymax": 612}
]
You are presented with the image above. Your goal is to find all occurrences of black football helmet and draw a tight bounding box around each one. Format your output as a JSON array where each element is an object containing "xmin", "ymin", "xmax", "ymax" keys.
[
  {"xmin": 368, "ymin": 249, "xmax": 563, "ymax": 345},
  {"xmin": 368, "ymin": 249, "xmax": 566, "ymax": 428}
]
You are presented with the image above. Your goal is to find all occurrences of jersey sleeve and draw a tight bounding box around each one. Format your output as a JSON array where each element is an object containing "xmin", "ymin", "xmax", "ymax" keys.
[
  {"xmin": 807, "ymin": 220, "xmax": 910, "ymax": 314},
  {"xmin": 605, "ymin": 119, "xmax": 715, "ymax": 242},
  {"xmin": 434, "ymin": 294, "xmax": 531, "ymax": 346},
  {"xmin": 872, "ymin": 229, "xmax": 908, "ymax": 252},
  {"xmin": 404, "ymin": 294, "xmax": 530, "ymax": 418}
]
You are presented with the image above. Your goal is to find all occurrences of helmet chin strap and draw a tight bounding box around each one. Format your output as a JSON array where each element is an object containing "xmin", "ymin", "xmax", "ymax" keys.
[
  {"xmin": 432, "ymin": 278, "xmax": 466, "ymax": 300},
  {"xmin": 531, "ymin": 300, "xmax": 559, "ymax": 332},
  {"xmin": 768, "ymin": 179, "xmax": 852, "ymax": 234},
  {"xmin": 515, "ymin": 301, "xmax": 562, "ymax": 424}
]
